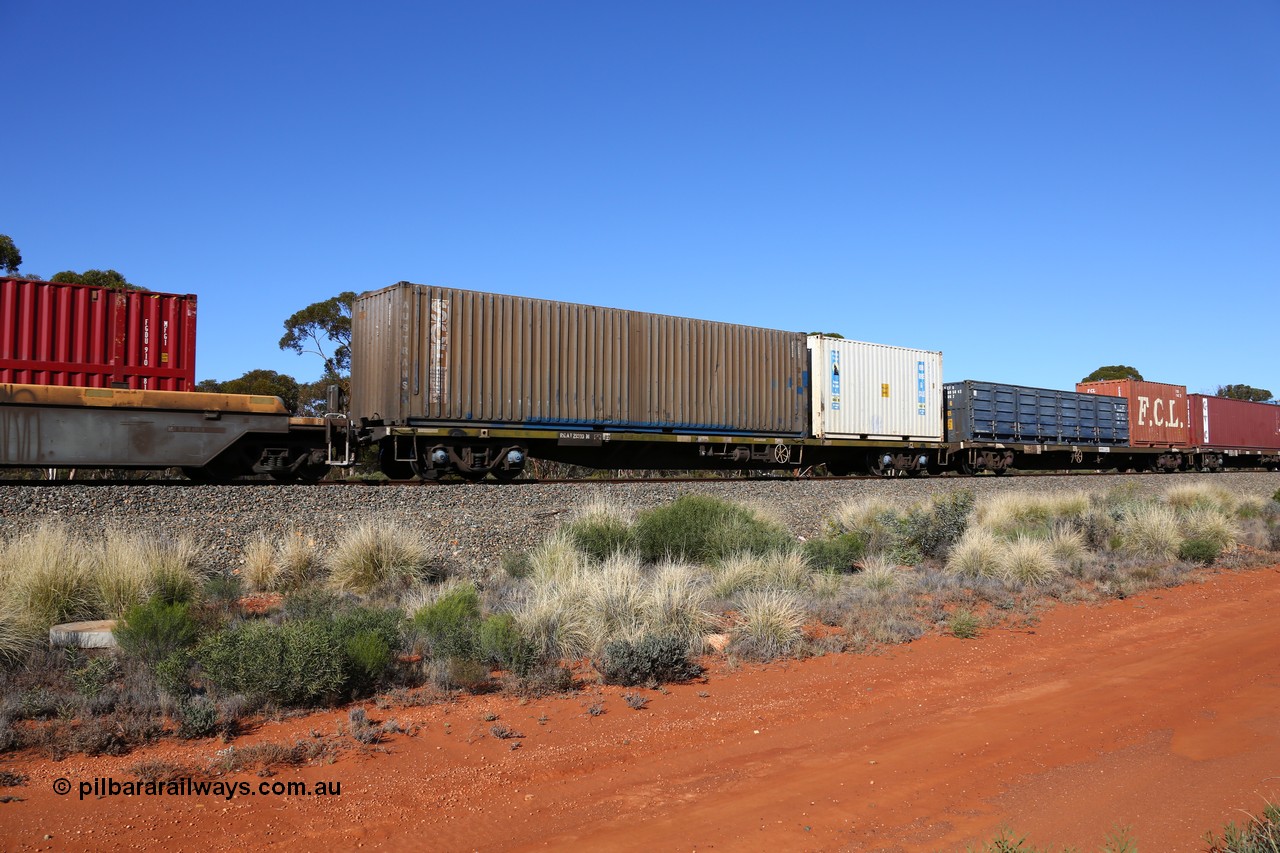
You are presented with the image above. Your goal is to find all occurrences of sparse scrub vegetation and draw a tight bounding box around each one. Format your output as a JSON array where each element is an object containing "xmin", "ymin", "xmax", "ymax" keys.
[{"xmin": 2, "ymin": 478, "xmax": 1278, "ymax": 762}]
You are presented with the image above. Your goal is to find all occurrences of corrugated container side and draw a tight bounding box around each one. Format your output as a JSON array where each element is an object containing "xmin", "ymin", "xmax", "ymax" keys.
[
  {"xmin": 351, "ymin": 283, "xmax": 809, "ymax": 435},
  {"xmin": 1077, "ymin": 379, "xmax": 1189, "ymax": 446},
  {"xmin": 0, "ymin": 278, "xmax": 196, "ymax": 390},
  {"xmin": 1187, "ymin": 394, "xmax": 1280, "ymax": 450},
  {"xmin": 945, "ymin": 380, "xmax": 1129, "ymax": 445},
  {"xmin": 807, "ymin": 336, "xmax": 942, "ymax": 441}
]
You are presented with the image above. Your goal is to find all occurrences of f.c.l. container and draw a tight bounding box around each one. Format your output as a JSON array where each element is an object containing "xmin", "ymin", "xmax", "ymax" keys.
[
  {"xmin": 350, "ymin": 283, "xmax": 810, "ymax": 435},
  {"xmin": 807, "ymin": 335, "xmax": 942, "ymax": 441},
  {"xmin": 1076, "ymin": 379, "xmax": 1189, "ymax": 447},
  {"xmin": 1186, "ymin": 394, "xmax": 1280, "ymax": 450},
  {"xmin": 945, "ymin": 380, "xmax": 1129, "ymax": 445},
  {"xmin": 0, "ymin": 278, "xmax": 197, "ymax": 391}
]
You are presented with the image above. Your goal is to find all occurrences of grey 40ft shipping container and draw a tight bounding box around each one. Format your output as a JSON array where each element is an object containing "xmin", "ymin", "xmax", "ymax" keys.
[{"xmin": 351, "ymin": 283, "xmax": 810, "ymax": 436}]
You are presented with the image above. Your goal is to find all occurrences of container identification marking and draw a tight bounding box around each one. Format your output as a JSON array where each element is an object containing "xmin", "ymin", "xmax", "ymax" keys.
[
  {"xmin": 429, "ymin": 297, "xmax": 449, "ymax": 405},
  {"xmin": 830, "ymin": 349, "xmax": 841, "ymax": 411},
  {"xmin": 917, "ymin": 361, "xmax": 927, "ymax": 416}
]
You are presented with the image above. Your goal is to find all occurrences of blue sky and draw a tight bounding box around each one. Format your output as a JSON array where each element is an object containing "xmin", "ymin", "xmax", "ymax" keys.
[{"xmin": 5, "ymin": 1, "xmax": 1278, "ymax": 396}]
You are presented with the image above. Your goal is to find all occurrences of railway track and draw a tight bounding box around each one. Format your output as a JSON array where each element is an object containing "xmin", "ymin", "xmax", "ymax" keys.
[{"xmin": 0, "ymin": 468, "xmax": 1262, "ymax": 487}]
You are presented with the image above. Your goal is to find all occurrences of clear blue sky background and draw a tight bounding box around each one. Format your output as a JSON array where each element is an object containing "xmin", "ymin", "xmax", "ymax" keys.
[{"xmin": 5, "ymin": 1, "xmax": 1278, "ymax": 396}]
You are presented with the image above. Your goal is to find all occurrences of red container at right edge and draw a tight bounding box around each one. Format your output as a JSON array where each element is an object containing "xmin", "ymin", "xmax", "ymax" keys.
[{"xmin": 1077, "ymin": 379, "xmax": 1189, "ymax": 447}]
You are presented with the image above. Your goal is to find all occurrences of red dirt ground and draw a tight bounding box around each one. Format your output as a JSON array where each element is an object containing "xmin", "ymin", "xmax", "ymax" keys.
[{"xmin": 4, "ymin": 566, "xmax": 1279, "ymax": 852}]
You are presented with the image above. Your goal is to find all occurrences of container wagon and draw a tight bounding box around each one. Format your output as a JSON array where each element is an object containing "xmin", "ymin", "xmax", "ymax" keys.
[
  {"xmin": 1186, "ymin": 394, "xmax": 1280, "ymax": 471},
  {"xmin": 1077, "ymin": 379, "xmax": 1189, "ymax": 471},
  {"xmin": 350, "ymin": 282, "xmax": 812, "ymax": 479},
  {"xmin": 944, "ymin": 380, "xmax": 1129, "ymax": 473},
  {"xmin": 0, "ymin": 277, "xmax": 197, "ymax": 391}
]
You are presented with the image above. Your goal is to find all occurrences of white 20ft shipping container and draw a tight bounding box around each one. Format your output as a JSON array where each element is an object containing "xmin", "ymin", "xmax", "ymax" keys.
[{"xmin": 807, "ymin": 335, "xmax": 943, "ymax": 441}]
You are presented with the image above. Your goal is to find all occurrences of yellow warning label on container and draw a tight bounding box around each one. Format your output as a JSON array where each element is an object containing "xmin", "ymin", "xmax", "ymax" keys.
[{"xmin": 881, "ymin": 384, "xmax": 890, "ymax": 398}]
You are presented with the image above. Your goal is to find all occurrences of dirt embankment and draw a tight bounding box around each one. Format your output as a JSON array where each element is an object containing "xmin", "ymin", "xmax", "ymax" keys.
[{"xmin": 4, "ymin": 566, "xmax": 1279, "ymax": 852}]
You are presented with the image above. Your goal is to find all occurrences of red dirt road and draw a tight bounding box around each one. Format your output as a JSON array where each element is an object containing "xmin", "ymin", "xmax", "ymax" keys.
[{"xmin": 4, "ymin": 567, "xmax": 1280, "ymax": 852}]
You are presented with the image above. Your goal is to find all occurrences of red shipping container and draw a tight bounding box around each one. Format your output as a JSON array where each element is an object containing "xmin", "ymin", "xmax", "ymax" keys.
[
  {"xmin": 0, "ymin": 278, "xmax": 196, "ymax": 391},
  {"xmin": 1187, "ymin": 394, "xmax": 1280, "ymax": 451},
  {"xmin": 1077, "ymin": 379, "xmax": 1189, "ymax": 447}
]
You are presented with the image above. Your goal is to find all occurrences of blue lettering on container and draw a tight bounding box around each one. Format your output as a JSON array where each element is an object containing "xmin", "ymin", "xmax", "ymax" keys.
[
  {"xmin": 917, "ymin": 361, "xmax": 926, "ymax": 416},
  {"xmin": 830, "ymin": 349, "xmax": 841, "ymax": 411}
]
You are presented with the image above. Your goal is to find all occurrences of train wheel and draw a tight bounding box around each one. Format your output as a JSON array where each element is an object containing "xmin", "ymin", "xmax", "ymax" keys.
[
  {"xmin": 867, "ymin": 453, "xmax": 894, "ymax": 477},
  {"xmin": 493, "ymin": 467, "xmax": 522, "ymax": 483}
]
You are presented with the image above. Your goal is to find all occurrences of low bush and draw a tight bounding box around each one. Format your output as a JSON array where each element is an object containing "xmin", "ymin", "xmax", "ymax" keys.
[
  {"xmin": 948, "ymin": 610, "xmax": 981, "ymax": 639},
  {"xmin": 899, "ymin": 489, "xmax": 974, "ymax": 559},
  {"xmin": 412, "ymin": 584, "xmax": 481, "ymax": 660},
  {"xmin": 114, "ymin": 600, "xmax": 202, "ymax": 667},
  {"xmin": 802, "ymin": 533, "xmax": 866, "ymax": 572},
  {"xmin": 632, "ymin": 495, "xmax": 793, "ymax": 563},
  {"xmin": 1205, "ymin": 800, "xmax": 1280, "ymax": 853},
  {"xmin": 283, "ymin": 588, "xmax": 355, "ymax": 621},
  {"xmin": 176, "ymin": 697, "xmax": 219, "ymax": 739},
  {"xmin": 478, "ymin": 614, "xmax": 537, "ymax": 677},
  {"xmin": 1178, "ymin": 537, "xmax": 1221, "ymax": 566},
  {"xmin": 597, "ymin": 635, "xmax": 702, "ymax": 686},
  {"xmin": 197, "ymin": 620, "xmax": 346, "ymax": 707}
]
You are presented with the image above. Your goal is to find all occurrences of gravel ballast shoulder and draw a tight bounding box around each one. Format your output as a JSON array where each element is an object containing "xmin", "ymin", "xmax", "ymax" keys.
[{"xmin": 1, "ymin": 472, "xmax": 1277, "ymax": 576}]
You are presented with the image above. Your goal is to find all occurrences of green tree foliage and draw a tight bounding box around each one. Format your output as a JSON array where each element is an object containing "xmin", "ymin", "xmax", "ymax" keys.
[
  {"xmin": 0, "ymin": 234, "xmax": 22, "ymax": 275},
  {"xmin": 279, "ymin": 292, "xmax": 356, "ymax": 380},
  {"xmin": 196, "ymin": 369, "xmax": 301, "ymax": 412},
  {"xmin": 50, "ymin": 269, "xmax": 143, "ymax": 290},
  {"xmin": 1215, "ymin": 384, "xmax": 1273, "ymax": 403},
  {"xmin": 1081, "ymin": 365, "xmax": 1143, "ymax": 383}
]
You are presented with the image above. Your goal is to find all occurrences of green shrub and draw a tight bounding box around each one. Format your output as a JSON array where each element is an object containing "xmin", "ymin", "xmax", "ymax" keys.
[
  {"xmin": 802, "ymin": 533, "xmax": 866, "ymax": 572},
  {"xmin": 197, "ymin": 620, "xmax": 346, "ymax": 707},
  {"xmin": 900, "ymin": 490, "xmax": 974, "ymax": 559},
  {"xmin": 563, "ymin": 514, "xmax": 635, "ymax": 562},
  {"xmin": 154, "ymin": 650, "xmax": 194, "ymax": 697},
  {"xmin": 176, "ymin": 697, "xmax": 220, "ymax": 739},
  {"xmin": 201, "ymin": 574, "xmax": 243, "ymax": 611},
  {"xmin": 632, "ymin": 495, "xmax": 792, "ymax": 563},
  {"xmin": 1205, "ymin": 801, "xmax": 1280, "ymax": 853},
  {"xmin": 412, "ymin": 584, "xmax": 482, "ymax": 660},
  {"xmin": 478, "ymin": 614, "xmax": 537, "ymax": 677},
  {"xmin": 114, "ymin": 600, "xmax": 202, "ymax": 666},
  {"xmin": 948, "ymin": 610, "xmax": 981, "ymax": 639},
  {"xmin": 283, "ymin": 588, "xmax": 355, "ymax": 621},
  {"xmin": 597, "ymin": 635, "xmax": 702, "ymax": 686},
  {"xmin": 342, "ymin": 632, "xmax": 393, "ymax": 693},
  {"xmin": 70, "ymin": 655, "xmax": 120, "ymax": 697},
  {"xmin": 1178, "ymin": 537, "xmax": 1221, "ymax": 566}
]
